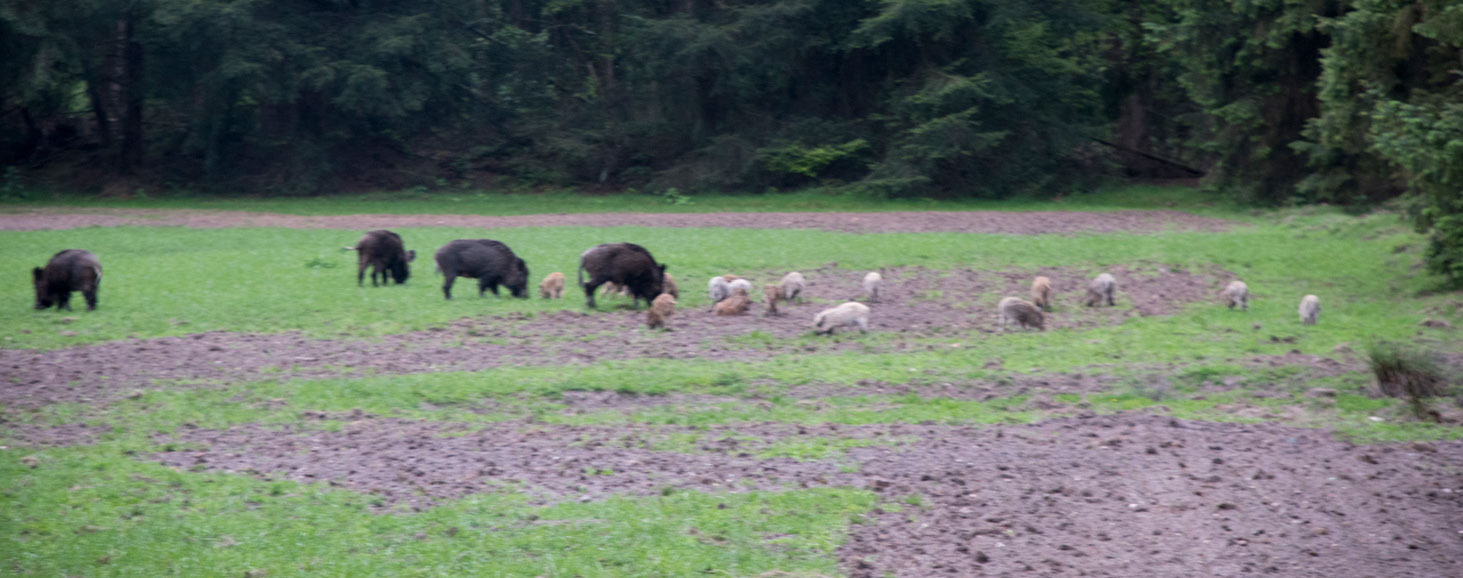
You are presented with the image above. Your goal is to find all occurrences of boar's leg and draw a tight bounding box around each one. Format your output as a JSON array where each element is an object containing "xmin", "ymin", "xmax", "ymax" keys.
[
  {"xmin": 583, "ymin": 279, "xmax": 602, "ymax": 308},
  {"xmin": 442, "ymin": 273, "xmax": 457, "ymax": 300},
  {"xmin": 84, "ymin": 287, "xmax": 98, "ymax": 310}
]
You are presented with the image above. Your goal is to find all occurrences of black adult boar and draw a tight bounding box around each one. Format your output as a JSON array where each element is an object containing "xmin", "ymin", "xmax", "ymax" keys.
[
  {"xmin": 577, "ymin": 243, "xmax": 666, "ymax": 309},
  {"xmin": 33, "ymin": 249, "xmax": 101, "ymax": 311},
  {"xmin": 434, "ymin": 239, "xmax": 529, "ymax": 300},
  {"xmin": 349, "ymin": 230, "xmax": 415, "ymax": 287}
]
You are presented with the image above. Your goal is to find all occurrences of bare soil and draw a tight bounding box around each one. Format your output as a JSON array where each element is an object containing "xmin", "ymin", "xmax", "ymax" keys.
[
  {"xmin": 0, "ymin": 207, "xmax": 1234, "ymax": 234},
  {"xmin": 145, "ymin": 413, "xmax": 1463, "ymax": 577},
  {"xmin": 2, "ymin": 264, "xmax": 1238, "ymax": 412}
]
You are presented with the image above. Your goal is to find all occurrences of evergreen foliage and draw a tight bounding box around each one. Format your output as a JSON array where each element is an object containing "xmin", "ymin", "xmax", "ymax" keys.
[{"xmin": 1, "ymin": 0, "xmax": 1462, "ymax": 281}]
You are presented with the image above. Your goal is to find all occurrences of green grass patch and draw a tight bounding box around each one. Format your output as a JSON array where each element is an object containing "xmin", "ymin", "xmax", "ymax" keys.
[
  {"xmin": 0, "ymin": 447, "xmax": 874, "ymax": 577},
  {"xmin": 1, "ymin": 208, "xmax": 1450, "ymax": 350}
]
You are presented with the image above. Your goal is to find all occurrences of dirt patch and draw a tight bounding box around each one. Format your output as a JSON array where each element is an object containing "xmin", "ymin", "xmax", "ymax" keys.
[
  {"xmin": 1, "ymin": 423, "xmax": 112, "ymax": 447},
  {"xmin": 837, "ymin": 414, "xmax": 1463, "ymax": 577},
  {"xmin": 0, "ymin": 265, "xmax": 1231, "ymax": 412},
  {"xmin": 146, "ymin": 413, "xmax": 1463, "ymax": 577},
  {"xmin": 150, "ymin": 420, "xmax": 852, "ymax": 508},
  {"xmin": 0, "ymin": 207, "xmax": 1234, "ymax": 234}
]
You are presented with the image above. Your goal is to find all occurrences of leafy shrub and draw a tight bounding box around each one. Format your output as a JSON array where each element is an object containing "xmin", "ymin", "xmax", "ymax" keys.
[{"xmin": 756, "ymin": 139, "xmax": 872, "ymax": 188}]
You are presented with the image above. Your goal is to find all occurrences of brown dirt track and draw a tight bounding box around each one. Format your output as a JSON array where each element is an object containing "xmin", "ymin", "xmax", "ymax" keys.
[
  {"xmin": 5, "ymin": 208, "xmax": 1461, "ymax": 578},
  {"xmin": 0, "ymin": 207, "xmax": 1233, "ymax": 234}
]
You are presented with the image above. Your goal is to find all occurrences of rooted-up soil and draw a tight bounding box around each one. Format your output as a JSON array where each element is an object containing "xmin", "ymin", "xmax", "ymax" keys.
[
  {"xmin": 0, "ymin": 207, "xmax": 1235, "ymax": 234},
  {"xmin": 2, "ymin": 265, "xmax": 1237, "ymax": 411},
  {"xmin": 146, "ymin": 413, "xmax": 1463, "ymax": 577}
]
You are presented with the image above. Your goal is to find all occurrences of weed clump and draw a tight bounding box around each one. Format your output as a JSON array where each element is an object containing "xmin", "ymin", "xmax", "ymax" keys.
[{"xmin": 1366, "ymin": 342, "xmax": 1449, "ymax": 420}]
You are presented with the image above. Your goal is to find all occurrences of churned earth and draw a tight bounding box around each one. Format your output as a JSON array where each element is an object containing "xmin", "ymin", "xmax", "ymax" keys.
[{"xmin": 141, "ymin": 413, "xmax": 1463, "ymax": 577}]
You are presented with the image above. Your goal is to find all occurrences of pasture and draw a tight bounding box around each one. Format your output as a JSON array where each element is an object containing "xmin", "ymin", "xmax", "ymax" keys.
[{"xmin": 2, "ymin": 190, "xmax": 1461, "ymax": 577}]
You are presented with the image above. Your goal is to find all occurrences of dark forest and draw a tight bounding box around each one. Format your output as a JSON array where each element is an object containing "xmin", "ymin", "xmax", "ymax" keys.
[{"xmin": 3, "ymin": 1, "xmax": 1462, "ymax": 279}]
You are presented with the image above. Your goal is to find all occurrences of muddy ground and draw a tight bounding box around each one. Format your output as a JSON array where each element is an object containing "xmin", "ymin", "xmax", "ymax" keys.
[
  {"xmin": 144, "ymin": 413, "xmax": 1463, "ymax": 577},
  {"xmin": 4, "ymin": 264, "xmax": 1264, "ymax": 412},
  {"xmin": 0, "ymin": 207, "xmax": 1235, "ymax": 234}
]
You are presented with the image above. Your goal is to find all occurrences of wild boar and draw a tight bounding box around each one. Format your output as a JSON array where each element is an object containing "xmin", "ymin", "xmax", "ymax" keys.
[
  {"xmin": 647, "ymin": 293, "xmax": 677, "ymax": 330},
  {"xmin": 714, "ymin": 288, "xmax": 751, "ymax": 316},
  {"xmin": 1085, "ymin": 273, "xmax": 1116, "ymax": 307},
  {"xmin": 434, "ymin": 239, "xmax": 529, "ymax": 300},
  {"xmin": 779, "ymin": 272, "xmax": 806, "ymax": 303},
  {"xmin": 1299, "ymin": 294, "xmax": 1319, "ymax": 325},
  {"xmin": 863, "ymin": 272, "xmax": 882, "ymax": 302},
  {"xmin": 1031, "ymin": 276, "xmax": 1053, "ymax": 311},
  {"xmin": 33, "ymin": 249, "xmax": 101, "ymax": 311},
  {"xmin": 578, "ymin": 243, "xmax": 666, "ymax": 309},
  {"xmin": 348, "ymin": 230, "xmax": 415, "ymax": 287},
  {"xmin": 998, "ymin": 297, "xmax": 1045, "ymax": 331},
  {"xmin": 763, "ymin": 284, "xmax": 783, "ymax": 317},
  {"xmin": 1221, "ymin": 281, "xmax": 1249, "ymax": 311},
  {"xmin": 662, "ymin": 272, "xmax": 679, "ymax": 299},
  {"xmin": 708, "ymin": 276, "xmax": 731, "ymax": 305},
  {"xmin": 727, "ymin": 278, "xmax": 753, "ymax": 298},
  {"xmin": 539, "ymin": 272, "xmax": 565, "ymax": 299},
  {"xmin": 813, "ymin": 302, "xmax": 870, "ymax": 335},
  {"xmin": 599, "ymin": 281, "xmax": 630, "ymax": 299}
]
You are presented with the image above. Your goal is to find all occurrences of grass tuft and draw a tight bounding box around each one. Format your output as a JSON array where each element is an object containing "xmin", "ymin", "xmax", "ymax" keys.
[{"xmin": 1366, "ymin": 341, "xmax": 1450, "ymax": 420}]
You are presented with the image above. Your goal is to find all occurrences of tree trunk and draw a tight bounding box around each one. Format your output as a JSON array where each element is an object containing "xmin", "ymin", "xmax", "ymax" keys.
[
  {"xmin": 82, "ymin": 61, "xmax": 112, "ymax": 148},
  {"xmin": 118, "ymin": 7, "xmax": 144, "ymax": 173}
]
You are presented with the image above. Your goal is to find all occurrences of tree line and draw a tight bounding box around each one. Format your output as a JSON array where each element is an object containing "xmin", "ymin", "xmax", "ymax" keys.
[{"xmin": 2, "ymin": 1, "xmax": 1461, "ymax": 281}]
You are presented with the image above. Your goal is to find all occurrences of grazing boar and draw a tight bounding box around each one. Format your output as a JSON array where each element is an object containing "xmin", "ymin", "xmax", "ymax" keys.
[
  {"xmin": 779, "ymin": 272, "xmax": 806, "ymax": 303},
  {"xmin": 434, "ymin": 239, "xmax": 530, "ymax": 300},
  {"xmin": 33, "ymin": 249, "xmax": 101, "ymax": 311},
  {"xmin": 763, "ymin": 284, "xmax": 783, "ymax": 317},
  {"xmin": 539, "ymin": 272, "xmax": 565, "ymax": 299},
  {"xmin": 1085, "ymin": 273, "xmax": 1116, "ymax": 307},
  {"xmin": 727, "ymin": 278, "xmax": 753, "ymax": 298},
  {"xmin": 813, "ymin": 302, "xmax": 870, "ymax": 335},
  {"xmin": 662, "ymin": 272, "xmax": 679, "ymax": 299},
  {"xmin": 708, "ymin": 276, "xmax": 731, "ymax": 305},
  {"xmin": 1221, "ymin": 280, "xmax": 1249, "ymax": 311},
  {"xmin": 998, "ymin": 297, "xmax": 1045, "ymax": 331},
  {"xmin": 647, "ymin": 293, "xmax": 677, "ymax": 330},
  {"xmin": 578, "ymin": 243, "xmax": 666, "ymax": 309},
  {"xmin": 348, "ymin": 230, "xmax": 416, "ymax": 287},
  {"xmin": 1299, "ymin": 294, "xmax": 1320, "ymax": 325},
  {"xmin": 714, "ymin": 288, "xmax": 751, "ymax": 316},
  {"xmin": 863, "ymin": 272, "xmax": 883, "ymax": 302},
  {"xmin": 1031, "ymin": 276, "xmax": 1053, "ymax": 311}
]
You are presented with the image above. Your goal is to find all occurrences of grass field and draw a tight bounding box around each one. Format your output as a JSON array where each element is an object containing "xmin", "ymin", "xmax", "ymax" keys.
[{"xmin": 3, "ymin": 188, "xmax": 1461, "ymax": 577}]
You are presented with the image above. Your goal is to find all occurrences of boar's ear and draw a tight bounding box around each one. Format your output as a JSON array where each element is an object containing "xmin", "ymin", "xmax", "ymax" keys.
[
  {"xmin": 32, "ymin": 267, "xmax": 43, "ymax": 281},
  {"xmin": 659, "ymin": 264, "xmax": 668, "ymax": 274},
  {"xmin": 407, "ymin": 250, "xmax": 416, "ymax": 262}
]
